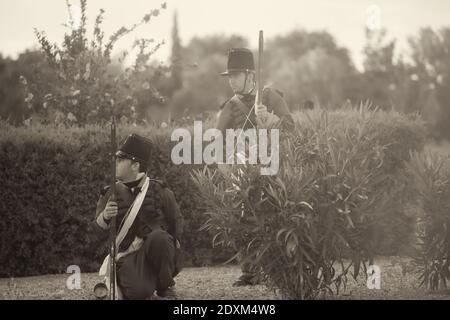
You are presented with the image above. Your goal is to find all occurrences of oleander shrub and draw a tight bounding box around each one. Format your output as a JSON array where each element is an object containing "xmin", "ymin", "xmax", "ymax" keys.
[
  {"xmin": 293, "ymin": 106, "xmax": 426, "ymax": 255},
  {"xmin": 406, "ymin": 151, "xmax": 450, "ymax": 290},
  {"xmin": 192, "ymin": 105, "xmax": 426, "ymax": 299}
]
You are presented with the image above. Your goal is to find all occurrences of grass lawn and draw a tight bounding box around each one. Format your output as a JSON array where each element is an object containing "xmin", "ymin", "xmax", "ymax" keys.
[{"xmin": 1, "ymin": 257, "xmax": 449, "ymax": 300}]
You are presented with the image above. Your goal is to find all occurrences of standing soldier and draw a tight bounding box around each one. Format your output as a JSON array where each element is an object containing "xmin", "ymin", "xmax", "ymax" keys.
[
  {"xmin": 216, "ymin": 48, "xmax": 293, "ymax": 286},
  {"xmin": 216, "ymin": 47, "xmax": 293, "ymax": 134},
  {"xmin": 93, "ymin": 134, "xmax": 183, "ymax": 299}
]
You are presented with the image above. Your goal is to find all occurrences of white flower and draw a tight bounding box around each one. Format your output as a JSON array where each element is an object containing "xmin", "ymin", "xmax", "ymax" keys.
[
  {"xmin": 72, "ymin": 90, "xmax": 80, "ymax": 96},
  {"xmin": 19, "ymin": 76, "xmax": 27, "ymax": 85},
  {"xmin": 142, "ymin": 82, "xmax": 150, "ymax": 90},
  {"xmin": 67, "ymin": 112, "xmax": 77, "ymax": 122},
  {"xmin": 43, "ymin": 102, "xmax": 48, "ymax": 109},
  {"xmin": 410, "ymin": 74, "xmax": 419, "ymax": 81},
  {"xmin": 161, "ymin": 121, "xmax": 168, "ymax": 128},
  {"xmin": 83, "ymin": 63, "xmax": 91, "ymax": 80},
  {"xmin": 24, "ymin": 93, "xmax": 34, "ymax": 103},
  {"xmin": 425, "ymin": 63, "xmax": 435, "ymax": 76}
]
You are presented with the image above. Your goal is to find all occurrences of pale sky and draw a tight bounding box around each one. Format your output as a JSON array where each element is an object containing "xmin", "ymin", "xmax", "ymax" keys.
[{"xmin": 1, "ymin": 0, "xmax": 449, "ymax": 70}]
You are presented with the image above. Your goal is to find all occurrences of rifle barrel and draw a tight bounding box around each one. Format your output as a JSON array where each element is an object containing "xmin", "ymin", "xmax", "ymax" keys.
[{"xmin": 257, "ymin": 30, "xmax": 264, "ymax": 105}]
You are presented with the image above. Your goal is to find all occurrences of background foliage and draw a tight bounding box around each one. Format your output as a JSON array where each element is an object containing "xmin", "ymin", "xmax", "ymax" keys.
[
  {"xmin": 0, "ymin": 106, "xmax": 425, "ymax": 278},
  {"xmin": 1, "ymin": 4, "xmax": 450, "ymax": 139}
]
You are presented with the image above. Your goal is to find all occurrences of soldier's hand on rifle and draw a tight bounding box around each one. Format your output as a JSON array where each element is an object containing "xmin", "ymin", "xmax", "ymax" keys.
[
  {"xmin": 255, "ymin": 103, "xmax": 280, "ymax": 128},
  {"xmin": 255, "ymin": 103, "xmax": 268, "ymax": 118},
  {"xmin": 103, "ymin": 201, "xmax": 118, "ymax": 221},
  {"xmin": 255, "ymin": 103, "xmax": 269, "ymax": 127},
  {"xmin": 255, "ymin": 103, "xmax": 268, "ymax": 123}
]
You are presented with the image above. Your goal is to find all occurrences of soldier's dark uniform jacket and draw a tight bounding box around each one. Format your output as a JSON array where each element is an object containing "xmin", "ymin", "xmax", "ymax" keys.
[
  {"xmin": 94, "ymin": 177, "xmax": 183, "ymax": 251},
  {"xmin": 216, "ymin": 87, "xmax": 294, "ymax": 133},
  {"xmin": 94, "ymin": 174, "xmax": 184, "ymax": 299}
]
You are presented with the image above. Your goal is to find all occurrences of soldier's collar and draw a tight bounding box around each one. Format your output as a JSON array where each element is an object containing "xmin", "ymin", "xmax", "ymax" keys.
[
  {"xmin": 123, "ymin": 172, "xmax": 147, "ymax": 189},
  {"xmin": 239, "ymin": 93, "xmax": 256, "ymax": 103}
]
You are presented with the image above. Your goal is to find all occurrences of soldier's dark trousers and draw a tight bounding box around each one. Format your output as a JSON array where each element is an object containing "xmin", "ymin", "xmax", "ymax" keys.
[{"xmin": 117, "ymin": 229, "xmax": 176, "ymax": 299}]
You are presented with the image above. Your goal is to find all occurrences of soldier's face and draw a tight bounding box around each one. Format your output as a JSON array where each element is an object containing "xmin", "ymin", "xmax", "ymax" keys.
[
  {"xmin": 228, "ymin": 72, "xmax": 254, "ymax": 94},
  {"xmin": 116, "ymin": 158, "xmax": 138, "ymax": 181}
]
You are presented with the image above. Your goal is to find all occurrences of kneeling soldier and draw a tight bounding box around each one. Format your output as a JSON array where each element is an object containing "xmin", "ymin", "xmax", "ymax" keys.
[{"xmin": 94, "ymin": 134, "xmax": 183, "ymax": 299}]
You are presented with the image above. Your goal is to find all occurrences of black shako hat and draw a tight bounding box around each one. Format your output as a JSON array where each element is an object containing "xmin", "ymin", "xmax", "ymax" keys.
[
  {"xmin": 220, "ymin": 48, "xmax": 255, "ymax": 76},
  {"xmin": 116, "ymin": 134, "xmax": 153, "ymax": 164}
]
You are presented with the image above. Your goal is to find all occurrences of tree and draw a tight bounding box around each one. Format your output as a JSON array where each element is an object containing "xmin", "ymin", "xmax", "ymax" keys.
[
  {"xmin": 169, "ymin": 34, "xmax": 248, "ymax": 118},
  {"xmin": 358, "ymin": 28, "xmax": 408, "ymax": 111},
  {"xmin": 184, "ymin": 34, "xmax": 248, "ymax": 60},
  {"xmin": 265, "ymin": 30, "xmax": 358, "ymax": 109},
  {"xmin": 23, "ymin": 0, "xmax": 167, "ymax": 125},
  {"xmin": 0, "ymin": 50, "xmax": 56, "ymax": 124},
  {"xmin": 408, "ymin": 27, "xmax": 450, "ymax": 140},
  {"xmin": 170, "ymin": 11, "xmax": 183, "ymax": 95}
]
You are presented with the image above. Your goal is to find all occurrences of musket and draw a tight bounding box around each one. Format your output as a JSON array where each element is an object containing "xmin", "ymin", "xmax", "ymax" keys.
[
  {"xmin": 233, "ymin": 30, "xmax": 264, "ymax": 163},
  {"xmin": 109, "ymin": 110, "xmax": 117, "ymax": 300},
  {"xmin": 256, "ymin": 30, "xmax": 264, "ymax": 108},
  {"xmin": 238, "ymin": 30, "xmax": 264, "ymax": 135},
  {"xmin": 93, "ymin": 102, "xmax": 118, "ymax": 300}
]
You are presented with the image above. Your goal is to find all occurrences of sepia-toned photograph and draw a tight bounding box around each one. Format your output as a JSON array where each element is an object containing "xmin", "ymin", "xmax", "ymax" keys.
[{"xmin": 0, "ymin": 0, "xmax": 449, "ymax": 305}]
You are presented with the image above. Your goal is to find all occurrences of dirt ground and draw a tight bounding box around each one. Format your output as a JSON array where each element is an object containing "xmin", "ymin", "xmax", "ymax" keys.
[{"xmin": 1, "ymin": 257, "xmax": 449, "ymax": 300}]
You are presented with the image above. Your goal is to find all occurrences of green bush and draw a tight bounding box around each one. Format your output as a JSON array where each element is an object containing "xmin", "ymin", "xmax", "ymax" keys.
[
  {"xmin": 192, "ymin": 105, "xmax": 426, "ymax": 299},
  {"xmin": 294, "ymin": 106, "xmax": 426, "ymax": 255},
  {"xmin": 406, "ymin": 152, "xmax": 450, "ymax": 290}
]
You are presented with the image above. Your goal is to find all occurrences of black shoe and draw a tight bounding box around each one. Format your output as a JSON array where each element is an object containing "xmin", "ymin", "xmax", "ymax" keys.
[
  {"xmin": 156, "ymin": 287, "xmax": 178, "ymax": 299},
  {"xmin": 233, "ymin": 279, "xmax": 253, "ymax": 287}
]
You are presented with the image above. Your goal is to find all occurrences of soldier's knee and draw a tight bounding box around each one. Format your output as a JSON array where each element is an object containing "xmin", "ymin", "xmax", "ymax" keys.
[
  {"xmin": 144, "ymin": 229, "xmax": 173, "ymax": 252},
  {"xmin": 146, "ymin": 229, "xmax": 167, "ymax": 242}
]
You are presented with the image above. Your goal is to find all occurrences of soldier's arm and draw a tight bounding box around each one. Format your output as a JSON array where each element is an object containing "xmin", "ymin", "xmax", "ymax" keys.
[
  {"xmin": 263, "ymin": 88, "xmax": 294, "ymax": 129},
  {"xmin": 216, "ymin": 101, "xmax": 233, "ymax": 134},
  {"xmin": 93, "ymin": 187, "xmax": 111, "ymax": 232},
  {"xmin": 162, "ymin": 188, "xmax": 184, "ymax": 243}
]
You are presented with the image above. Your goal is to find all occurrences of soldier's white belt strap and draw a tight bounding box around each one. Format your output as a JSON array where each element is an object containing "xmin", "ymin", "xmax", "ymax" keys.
[{"xmin": 99, "ymin": 176, "xmax": 150, "ymax": 276}]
